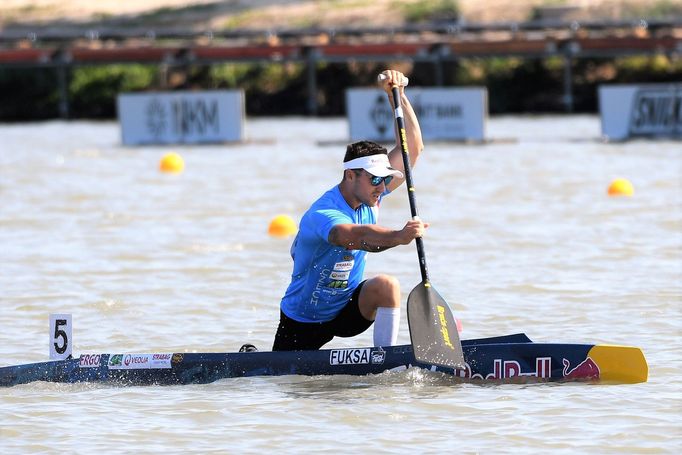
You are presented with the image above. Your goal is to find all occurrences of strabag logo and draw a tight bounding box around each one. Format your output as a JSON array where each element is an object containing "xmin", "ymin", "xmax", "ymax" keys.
[
  {"xmin": 330, "ymin": 348, "xmax": 385, "ymax": 365},
  {"xmin": 333, "ymin": 260, "xmax": 354, "ymax": 272},
  {"xmin": 629, "ymin": 87, "xmax": 682, "ymax": 137},
  {"xmin": 150, "ymin": 353, "xmax": 173, "ymax": 369}
]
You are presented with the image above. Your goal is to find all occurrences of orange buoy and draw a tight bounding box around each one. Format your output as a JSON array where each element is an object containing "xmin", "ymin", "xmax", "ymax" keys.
[
  {"xmin": 268, "ymin": 215, "xmax": 297, "ymax": 238},
  {"xmin": 159, "ymin": 152, "xmax": 185, "ymax": 174},
  {"xmin": 608, "ymin": 178, "xmax": 634, "ymax": 197}
]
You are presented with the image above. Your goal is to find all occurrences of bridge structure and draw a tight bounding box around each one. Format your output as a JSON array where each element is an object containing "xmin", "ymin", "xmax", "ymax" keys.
[{"xmin": 1, "ymin": 19, "xmax": 680, "ymax": 117}]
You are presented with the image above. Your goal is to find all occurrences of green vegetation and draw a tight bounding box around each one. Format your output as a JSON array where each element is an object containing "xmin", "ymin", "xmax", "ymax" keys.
[
  {"xmin": 528, "ymin": 0, "xmax": 682, "ymax": 21},
  {"xmin": 0, "ymin": 68, "xmax": 60, "ymax": 120},
  {"xmin": 69, "ymin": 65, "xmax": 156, "ymax": 117},
  {"xmin": 135, "ymin": 3, "xmax": 221, "ymax": 23},
  {"xmin": 0, "ymin": 54, "xmax": 680, "ymax": 120},
  {"xmin": 401, "ymin": 0, "xmax": 460, "ymax": 23},
  {"xmin": 622, "ymin": 0, "xmax": 682, "ymax": 19},
  {"xmin": 221, "ymin": 10, "xmax": 259, "ymax": 29},
  {"xmin": 1, "ymin": 3, "xmax": 59, "ymax": 24},
  {"xmin": 2, "ymin": 1, "xmax": 679, "ymax": 121}
]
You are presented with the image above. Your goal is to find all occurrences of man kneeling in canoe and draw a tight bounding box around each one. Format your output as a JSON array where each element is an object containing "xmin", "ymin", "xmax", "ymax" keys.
[{"xmin": 273, "ymin": 69, "xmax": 427, "ymax": 351}]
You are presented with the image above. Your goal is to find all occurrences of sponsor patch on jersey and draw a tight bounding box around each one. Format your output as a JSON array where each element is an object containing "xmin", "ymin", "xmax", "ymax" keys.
[
  {"xmin": 333, "ymin": 260, "xmax": 354, "ymax": 272},
  {"xmin": 327, "ymin": 280, "xmax": 348, "ymax": 289},
  {"xmin": 330, "ymin": 270, "xmax": 350, "ymax": 280}
]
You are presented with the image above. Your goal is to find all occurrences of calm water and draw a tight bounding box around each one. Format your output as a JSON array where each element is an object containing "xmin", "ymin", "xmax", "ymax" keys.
[{"xmin": 0, "ymin": 116, "xmax": 680, "ymax": 453}]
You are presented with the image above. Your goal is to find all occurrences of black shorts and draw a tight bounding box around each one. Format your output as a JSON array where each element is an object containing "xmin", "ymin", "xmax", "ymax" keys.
[{"xmin": 272, "ymin": 281, "xmax": 373, "ymax": 351}]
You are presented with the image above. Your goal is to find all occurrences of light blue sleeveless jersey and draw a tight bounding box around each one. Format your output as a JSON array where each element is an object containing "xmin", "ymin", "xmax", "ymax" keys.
[{"xmin": 280, "ymin": 185, "xmax": 387, "ymax": 323}]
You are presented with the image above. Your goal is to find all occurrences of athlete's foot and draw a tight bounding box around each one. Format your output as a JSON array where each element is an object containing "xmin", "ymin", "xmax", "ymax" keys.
[{"xmin": 239, "ymin": 343, "xmax": 258, "ymax": 352}]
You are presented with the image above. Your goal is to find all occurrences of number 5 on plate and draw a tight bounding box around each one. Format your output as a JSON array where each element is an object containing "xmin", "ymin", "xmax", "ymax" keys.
[{"xmin": 49, "ymin": 314, "xmax": 72, "ymax": 360}]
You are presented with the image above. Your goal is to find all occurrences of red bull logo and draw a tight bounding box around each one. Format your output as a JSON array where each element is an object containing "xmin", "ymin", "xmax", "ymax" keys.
[
  {"xmin": 562, "ymin": 357, "xmax": 600, "ymax": 380},
  {"xmin": 484, "ymin": 357, "xmax": 552, "ymax": 380},
  {"xmin": 453, "ymin": 357, "xmax": 552, "ymax": 380}
]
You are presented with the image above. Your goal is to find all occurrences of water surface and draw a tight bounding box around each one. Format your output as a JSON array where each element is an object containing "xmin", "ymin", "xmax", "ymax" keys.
[{"xmin": 0, "ymin": 116, "xmax": 680, "ymax": 453}]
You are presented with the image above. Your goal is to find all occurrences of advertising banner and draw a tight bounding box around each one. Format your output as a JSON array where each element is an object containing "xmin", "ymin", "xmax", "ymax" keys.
[
  {"xmin": 599, "ymin": 84, "xmax": 681, "ymax": 140},
  {"xmin": 118, "ymin": 90, "xmax": 244, "ymax": 145},
  {"xmin": 347, "ymin": 87, "xmax": 487, "ymax": 142}
]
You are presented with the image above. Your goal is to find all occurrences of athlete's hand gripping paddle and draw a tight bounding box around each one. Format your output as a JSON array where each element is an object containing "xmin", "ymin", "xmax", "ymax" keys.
[{"xmin": 378, "ymin": 73, "xmax": 465, "ymax": 370}]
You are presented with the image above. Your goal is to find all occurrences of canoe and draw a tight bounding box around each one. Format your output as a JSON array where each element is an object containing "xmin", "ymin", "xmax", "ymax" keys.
[{"xmin": 0, "ymin": 333, "xmax": 648, "ymax": 387}]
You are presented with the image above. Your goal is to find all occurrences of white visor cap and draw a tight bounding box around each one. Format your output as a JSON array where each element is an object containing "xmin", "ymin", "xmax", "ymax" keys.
[{"xmin": 343, "ymin": 154, "xmax": 404, "ymax": 178}]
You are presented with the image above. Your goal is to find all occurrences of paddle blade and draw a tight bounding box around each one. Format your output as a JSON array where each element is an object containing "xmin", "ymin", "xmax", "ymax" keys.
[{"xmin": 407, "ymin": 282, "xmax": 466, "ymax": 369}]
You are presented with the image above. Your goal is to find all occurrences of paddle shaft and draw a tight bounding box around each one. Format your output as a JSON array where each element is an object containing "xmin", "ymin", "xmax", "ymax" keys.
[
  {"xmin": 389, "ymin": 86, "xmax": 429, "ymax": 283},
  {"xmin": 383, "ymin": 78, "xmax": 465, "ymax": 369}
]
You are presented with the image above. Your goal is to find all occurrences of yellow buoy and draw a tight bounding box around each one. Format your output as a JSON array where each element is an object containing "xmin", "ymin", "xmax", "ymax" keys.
[
  {"xmin": 268, "ymin": 215, "xmax": 297, "ymax": 238},
  {"xmin": 608, "ymin": 178, "xmax": 634, "ymax": 197},
  {"xmin": 159, "ymin": 152, "xmax": 185, "ymax": 174}
]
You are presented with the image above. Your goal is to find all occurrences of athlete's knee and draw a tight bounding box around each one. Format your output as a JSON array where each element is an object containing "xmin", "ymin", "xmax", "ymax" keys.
[
  {"xmin": 366, "ymin": 274, "xmax": 401, "ymax": 306},
  {"xmin": 373, "ymin": 274, "xmax": 400, "ymax": 291}
]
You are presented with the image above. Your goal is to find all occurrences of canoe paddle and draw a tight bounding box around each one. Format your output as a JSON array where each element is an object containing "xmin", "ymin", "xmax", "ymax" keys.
[{"xmin": 379, "ymin": 73, "xmax": 466, "ymax": 370}]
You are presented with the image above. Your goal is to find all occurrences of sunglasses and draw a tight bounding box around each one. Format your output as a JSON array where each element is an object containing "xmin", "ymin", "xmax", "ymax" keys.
[{"xmin": 367, "ymin": 172, "xmax": 393, "ymax": 187}]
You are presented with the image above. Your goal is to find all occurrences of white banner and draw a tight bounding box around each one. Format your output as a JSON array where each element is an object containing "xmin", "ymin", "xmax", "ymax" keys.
[
  {"xmin": 118, "ymin": 90, "xmax": 244, "ymax": 145},
  {"xmin": 599, "ymin": 84, "xmax": 682, "ymax": 140},
  {"xmin": 346, "ymin": 87, "xmax": 487, "ymax": 142}
]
